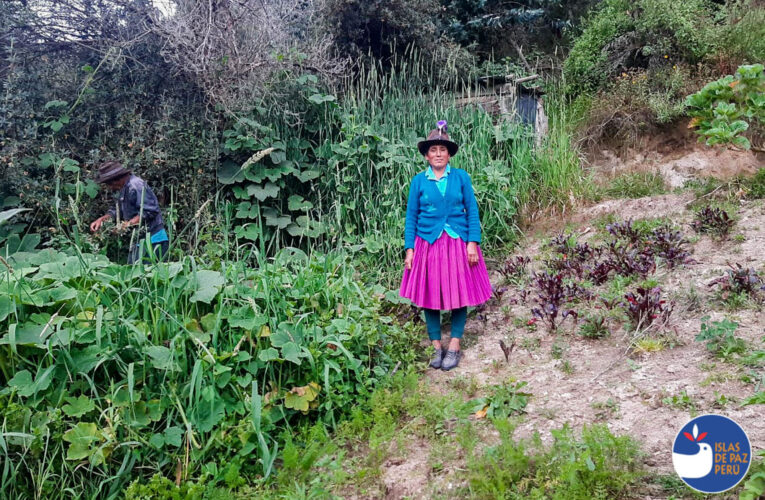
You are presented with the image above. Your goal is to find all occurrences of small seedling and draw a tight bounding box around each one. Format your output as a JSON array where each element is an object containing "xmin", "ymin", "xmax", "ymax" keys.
[
  {"xmin": 468, "ymin": 379, "xmax": 531, "ymax": 419},
  {"xmin": 579, "ymin": 314, "xmax": 610, "ymax": 339},
  {"xmin": 661, "ymin": 389, "xmax": 697, "ymax": 414},
  {"xmin": 521, "ymin": 336, "xmax": 541, "ymax": 352},
  {"xmin": 559, "ymin": 360, "xmax": 574, "ymax": 374},
  {"xmin": 551, "ymin": 340, "xmax": 567, "ymax": 359},
  {"xmin": 634, "ymin": 338, "xmax": 666, "ymax": 353},
  {"xmin": 591, "ymin": 398, "xmax": 620, "ymax": 420},
  {"xmin": 713, "ymin": 391, "xmax": 735, "ymax": 408}
]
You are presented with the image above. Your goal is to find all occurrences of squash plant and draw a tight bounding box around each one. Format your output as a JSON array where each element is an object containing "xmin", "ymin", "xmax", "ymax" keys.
[{"xmin": 685, "ymin": 64, "xmax": 765, "ymax": 150}]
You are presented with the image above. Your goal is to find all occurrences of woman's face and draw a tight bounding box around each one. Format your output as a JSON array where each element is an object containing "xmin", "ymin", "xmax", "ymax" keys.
[{"xmin": 426, "ymin": 144, "xmax": 450, "ymax": 169}]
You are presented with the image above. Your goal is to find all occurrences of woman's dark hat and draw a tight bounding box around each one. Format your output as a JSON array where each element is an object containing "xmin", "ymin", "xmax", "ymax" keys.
[
  {"xmin": 95, "ymin": 161, "xmax": 131, "ymax": 184},
  {"xmin": 417, "ymin": 120, "xmax": 459, "ymax": 156}
]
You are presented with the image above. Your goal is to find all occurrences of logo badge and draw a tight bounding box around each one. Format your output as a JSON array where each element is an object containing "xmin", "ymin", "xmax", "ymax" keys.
[{"xmin": 672, "ymin": 414, "xmax": 751, "ymax": 493}]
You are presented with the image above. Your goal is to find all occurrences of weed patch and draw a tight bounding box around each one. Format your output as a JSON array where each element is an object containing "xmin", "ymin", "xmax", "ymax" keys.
[{"xmin": 462, "ymin": 421, "xmax": 644, "ymax": 499}]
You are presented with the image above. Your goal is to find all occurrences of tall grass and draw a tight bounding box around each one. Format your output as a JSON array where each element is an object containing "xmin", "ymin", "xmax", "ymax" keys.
[{"xmin": 304, "ymin": 53, "xmax": 584, "ymax": 284}]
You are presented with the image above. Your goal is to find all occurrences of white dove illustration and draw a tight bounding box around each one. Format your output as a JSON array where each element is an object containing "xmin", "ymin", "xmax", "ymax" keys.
[{"xmin": 673, "ymin": 442, "xmax": 713, "ymax": 479}]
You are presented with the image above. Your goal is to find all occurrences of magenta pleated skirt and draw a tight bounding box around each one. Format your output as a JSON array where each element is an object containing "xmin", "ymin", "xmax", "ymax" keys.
[{"xmin": 399, "ymin": 234, "xmax": 492, "ymax": 310}]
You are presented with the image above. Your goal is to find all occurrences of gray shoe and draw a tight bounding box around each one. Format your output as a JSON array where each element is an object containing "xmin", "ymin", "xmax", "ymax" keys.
[
  {"xmin": 441, "ymin": 350, "xmax": 461, "ymax": 371},
  {"xmin": 429, "ymin": 348, "xmax": 446, "ymax": 369}
]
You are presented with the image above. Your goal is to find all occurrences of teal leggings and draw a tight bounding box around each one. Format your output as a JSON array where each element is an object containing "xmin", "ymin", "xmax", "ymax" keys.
[{"xmin": 424, "ymin": 307, "xmax": 467, "ymax": 341}]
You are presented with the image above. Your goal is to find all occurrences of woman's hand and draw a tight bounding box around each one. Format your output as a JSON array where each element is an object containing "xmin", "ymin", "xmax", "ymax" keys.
[
  {"xmin": 404, "ymin": 248, "xmax": 414, "ymax": 270},
  {"xmin": 467, "ymin": 242, "xmax": 479, "ymax": 266}
]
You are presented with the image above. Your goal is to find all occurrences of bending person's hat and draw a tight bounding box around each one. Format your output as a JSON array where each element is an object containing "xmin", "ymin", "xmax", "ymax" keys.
[
  {"xmin": 417, "ymin": 120, "xmax": 459, "ymax": 156},
  {"xmin": 95, "ymin": 161, "xmax": 132, "ymax": 184}
]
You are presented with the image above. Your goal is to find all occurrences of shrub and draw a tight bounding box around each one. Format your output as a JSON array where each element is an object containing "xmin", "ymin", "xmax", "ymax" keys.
[{"xmin": 564, "ymin": 0, "xmax": 722, "ymax": 95}]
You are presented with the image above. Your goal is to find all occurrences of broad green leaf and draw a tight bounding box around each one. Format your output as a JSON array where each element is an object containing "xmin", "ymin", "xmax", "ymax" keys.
[
  {"xmin": 1, "ymin": 233, "xmax": 40, "ymax": 255},
  {"xmin": 286, "ymin": 216, "xmax": 325, "ymax": 238},
  {"xmin": 234, "ymin": 223, "xmax": 260, "ymax": 241},
  {"xmin": 294, "ymin": 169, "xmax": 320, "ymax": 182},
  {"xmin": 269, "ymin": 329, "xmax": 292, "ymax": 348},
  {"xmin": 269, "ymin": 150, "xmax": 286, "ymax": 163},
  {"xmin": 0, "ymin": 295, "xmax": 14, "ymax": 322},
  {"xmin": 217, "ymin": 159, "xmax": 246, "ymax": 185},
  {"xmin": 0, "ymin": 322, "xmax": 52, "ymax": 347},
  {"xmin": 228, "ymin": 305, "xmax": 267, "ymax": 330},
  {"xmin": 283, "ymin": 382, "xmax": 321, "ymax": 413},
  {"xmin": 164, "ymin": 426, "xmax": 183, "ymax": 447},
  {"xmin": 191, "ymin": 386, "xmax": 225, "ymax": 433},
  {"xmin": 63, "ymin": 422, "xmax": 103, "ymax": 463},
  {"xmin": 61, "ymin": 158, "xmax": 79, "ymax": 172},
  {"xmin": 125, "ymin": 401, "xmax": 154, "ymax": 427},
  {"xmin": 258, "ymin": 347, "xmax": 279, "ymax": 362},
  {"xmin": 0, "ymin": 208, "xmax": 29, "ymax": 225},
  {"xmin": 237, "ymin": 372, "xmax": 253, "ymax": 387},
  {"xmin": 36, "ymin": 256, "xmax": 84, "ymax": 281},
  {"xmin": 45, "ymin": 99, "xmax": 68, "ymax": 109},
  {"xmin": 200, "ymin": 313, "xmax": 217, "ymax": 333},
  {"xmin": 263, "ymin": 209, "xmax": 291, "ymax": 229},
  {"xmin": 149, "ymin": 433, "xmax": 165, "ymax": 449},
  {"xmin": 189, "ymin": 270, "xmax": 224, "ymax": 303},
  {"xmin": 145, "ymin": 345, "xmax": 177, "ymax": 371},
  {"xmin": 112, "ymin": 386, "xmax": 141, "ymax": 407},
  {"xmin": 62, "ymin": 395, "xmax": 96, "ymax": 417},
  {"xmin": 307, "ymin": 93, "xmax": 336, "ymax": 104},
  {"xmin": 287, "ymin": 195, "xmax": 313, "ymax": 211},
  {"xmin": 70, "ymin": 345, "xmax": 105, "ymax": 374},
  {"xmin": 235, "ymin": 201, "xmax": 258, "ymax": 219},
  {"xmin": 247, "ymin": 182, "xmax": 280, "ymax": 201},
  {"xmin": 281, "ymin": 342, "xmax": 302, "ymax": 365},
  {"xmin": 8, "ymin": 370, "xmax": 34, "ymax": 397}
]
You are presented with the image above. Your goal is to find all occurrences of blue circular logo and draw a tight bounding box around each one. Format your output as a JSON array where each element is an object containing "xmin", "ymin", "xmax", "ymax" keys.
[{"xmin": 672, "ymin": 414, "xmax": 751, "ymax": 493}]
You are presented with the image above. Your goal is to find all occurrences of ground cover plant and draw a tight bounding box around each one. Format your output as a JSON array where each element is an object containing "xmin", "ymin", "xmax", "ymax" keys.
[{"xmin": 463, "ymin": 420, "xmax": 644, "ymax": 499}]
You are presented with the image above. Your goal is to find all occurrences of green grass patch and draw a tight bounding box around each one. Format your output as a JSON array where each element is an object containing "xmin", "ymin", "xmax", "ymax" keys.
[
  {"xmin": 462, "ymin": 420, "xmax": 644, "ymax": 499},
  {"xmin": 600, "ymin": 172, "xmax": 667, "ymax": 199}
]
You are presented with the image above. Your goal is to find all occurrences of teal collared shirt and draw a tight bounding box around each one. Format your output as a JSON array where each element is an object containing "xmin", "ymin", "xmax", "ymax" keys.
[{"xmin": 425, "ymin": 164, "xmax": 459, "ymax": 239}]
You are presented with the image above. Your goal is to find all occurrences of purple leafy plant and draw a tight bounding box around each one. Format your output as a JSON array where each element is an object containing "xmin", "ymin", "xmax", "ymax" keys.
[{"xmin": 622, "ymin": 286, "xmax": 673, "ymax": 330}]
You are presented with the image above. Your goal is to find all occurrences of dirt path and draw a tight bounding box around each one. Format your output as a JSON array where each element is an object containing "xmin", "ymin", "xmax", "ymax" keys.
[{"xmin": 375, "ymin": 193, "xmax": 765, "ymax": 499}]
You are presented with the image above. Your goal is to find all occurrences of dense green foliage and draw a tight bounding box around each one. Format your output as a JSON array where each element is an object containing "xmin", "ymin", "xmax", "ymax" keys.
[
  {"xmin": 685, "ymin": 64, "xmax": 765, "ymax": 149},
  {"xmin": 2, "ymin": 1, "xmax": 761, "ymax": 498},
  {"xmin": 564, "ymin": 0, "xmax": 765, "ymax": 144},
  {"xmin": 0, "ymin": 241, "xmax": 415, "ymax": 496},
  {"xmin": 215, "ymin": 59, "xmax": 584, "ymax": 285}
]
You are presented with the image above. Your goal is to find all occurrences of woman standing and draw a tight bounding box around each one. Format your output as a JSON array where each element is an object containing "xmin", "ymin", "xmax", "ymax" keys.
[{"xmin": 400, "ymin": 121, "xmax": 492, "ymax": 371}]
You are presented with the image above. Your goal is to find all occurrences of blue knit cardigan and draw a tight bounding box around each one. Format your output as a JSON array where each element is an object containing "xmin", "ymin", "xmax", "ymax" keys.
[{"xmin": 404, "ymin": 167, "xmax": 481, "ymax": 249}]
